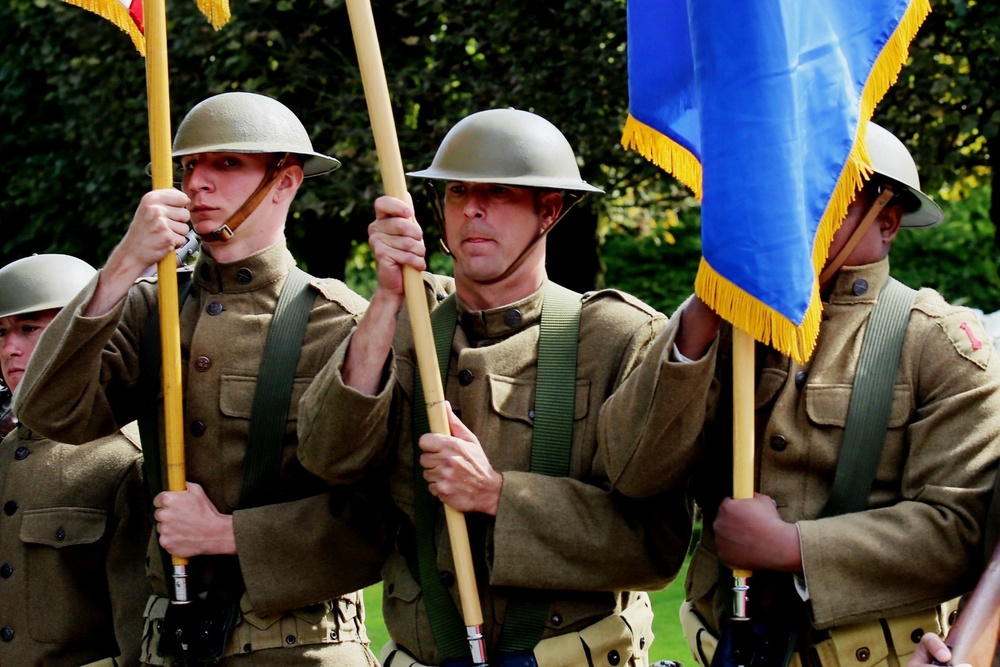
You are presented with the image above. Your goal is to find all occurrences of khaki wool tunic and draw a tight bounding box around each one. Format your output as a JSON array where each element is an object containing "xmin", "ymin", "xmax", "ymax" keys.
[
  {"xmin": 600, "ymin": 259, "xmax": 1000, "ymax": 635},
  {"xmin": 298, "ymin": 275, "xmax": 693, "ymax": 665},
  {"xmin": 15, "ymin": 243, "xmax": 390, "ymax": 665},
  {"xmin": 0, "ymin": 422, "xmax": 149, "ymax": 666}
]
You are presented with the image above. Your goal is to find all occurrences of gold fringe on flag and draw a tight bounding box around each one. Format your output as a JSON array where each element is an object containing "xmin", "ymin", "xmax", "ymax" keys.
[
  {"xmin": 693, "ymin": 0, "xmax": 931, "ymax": 364},
  {"xmin": 61, "ymin": 0, "xmax": 145, "ymax": 56},
  {"xmin": 621, "ymin": 114, "xmax": 703, "ymax": 199},
  {"xmin": 196, "ymin": 0, "xmax": 232, "ymax": 30}
]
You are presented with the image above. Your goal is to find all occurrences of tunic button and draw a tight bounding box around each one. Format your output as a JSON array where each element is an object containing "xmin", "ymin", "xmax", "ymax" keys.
[
  {"xmin": 795, "ymin": 371, "xmax": 807, "ymax": 389},
  {"xmin": 853, "ymin": 279, "xmax": 868, "ymax": 296},
  {"xmin": 0, "ymin": 626, "xmax": 12, "ymax": 642},
  {"xmin": 0, "ymin": 563, "xmax": 13, "ymax": 578},
  {"xmin": 14, "ymin": 447, "xmax": 29, "ymax": 460},
  {"xmin": 195, "ymin": 356, "xmax": 212, "ymax": 372},
  {"xmin": 55, "ymin": 528, "xmax": 66, "ymax": 541},
  {"xmin": 207, "ymin": 301, "xmax": 224, "ymax": 316},
  {"xmin": 855, "ymin": 647, "xmax": 870, "ymax": 662},
  {"xmin": 770, "ymin": 435, "xmax": 788, "ymax": 452},
  {"xmin": 190, "ymin": 421, "xmax": 206, "ymax": 437},
  {"xmin": 608, "ymin": 649, "xmax": 622, "ymax": 666},
  {"xmin": 439, "ymin": 571, "xmax": 455, "ymax": 586},
  {"xmin": 3, "ymin": 501, "xmax": 17, "ymax": 516},
  {"xmin": 236, "ymin": 268, "xmax": 253, "ymax": 284},
  {"xmin": 550, "ymin": 613, "xmax": 563, "ymax": 626},
  {"xmin": 329, "ymin": 630, "xmax": 338, "ymax": 640},
  {"xmin": 910, "ymin": 629, "xmax": 924, "ymax": 644},
  {"xmin": 503, "ymin": 309, "xmax": 522, "ymax": 327},
  {"xmin": 458, "ymin": 369, "xmax": 474, "ymax": 386},
  {"xmin": 285, "ymin": 635, "xmax": 297, "ymax": 645},
  {"xmin": 436, "ymin": 292, "xmax": 447, "ymax": 303}
]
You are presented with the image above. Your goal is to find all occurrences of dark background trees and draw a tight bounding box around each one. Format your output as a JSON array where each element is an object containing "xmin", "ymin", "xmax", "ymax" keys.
[{"xmin": 1, "ymin": 0, "xmax": 997, "ymax": 313}]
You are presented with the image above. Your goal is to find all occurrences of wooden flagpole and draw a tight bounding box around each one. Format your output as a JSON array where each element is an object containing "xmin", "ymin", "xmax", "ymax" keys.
[
  {"xmin": 144, "ymin": 0, "xmax": 189, "ymax": 604},
  {"xmin": 343, "ymin": 0, "xmax": 486, "ymax": 662}
]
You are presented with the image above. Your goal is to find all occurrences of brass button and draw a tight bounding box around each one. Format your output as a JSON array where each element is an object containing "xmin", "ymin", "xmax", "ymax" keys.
[
  {"xmin": 550, "ymin": 613, "xmax": 563, "ymax": 626},
  {"xmin": 856, "ymin": 647, "xmax": 870, "ymax": 662},
  {"xmin": 948, "ymin": 609, "xmax": 958, "ymax": 625},
  {"xmin": 190, "ymin": 421, "xmax": 206, "ymax": 437},
  {"xmin": 503, "ymin": 309, "xmax": 522, "ymax": 327},
  {"xmin": 3, "ymin": 501, "xmax": 17, "ymax": 516},
  {"xmin": 458, "ymin": 369, "xmax": 474, "ymax": 386},
  {"xmin": 236, "ymin": 268, "xmax": 253, "ymax": 284},
  {"xmin": 207, "ymin": 301, "xmax": 223, "ymax": 316},
  {"xmin": 770, "ymin": 434, "xmax": 788, "ymax": 451},
  {"xmin": 795, "ymin": 371, "xmax": 808, "ymax": 388},
  {"xmin": 195, "ymin": 356, "xmax": 212, "ymax": 372},
  {"xmin": 0, "ymin": 564, "xmax": 13, "ymax": 578},
  {"xmin": 0, "ymin": 626, "xmax": 13, "ymax": 642},
  {"xmin": 14, "ymin": 447, "xmax": 29, "ymax": 461},
  {"xmin": 608, "ymin": 649, "xmax": 621, "ymax": 666},
  {"xmin": 55, "ymin": 528, "xmax": 66, "ymax": 541},
  {"xmin": 285, "ymin": 635, "xmax": 297, "ymax": 645},
  {"xmin": 910, "ymin": 629, "xmax": 924, "ymax": 644},
  {"xmin": 853, "ymin": 279, "xmax": 868, "ymax": 296}
]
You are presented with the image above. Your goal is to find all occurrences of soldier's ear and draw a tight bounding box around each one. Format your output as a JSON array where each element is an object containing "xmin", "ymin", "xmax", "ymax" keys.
[
  {"xmin": 879, "ymin": 204, "xmax": 903, "ymax": 244},
  {"xmin": 537, "ymin": 191, "xmax": 563, "ymax": 232}
]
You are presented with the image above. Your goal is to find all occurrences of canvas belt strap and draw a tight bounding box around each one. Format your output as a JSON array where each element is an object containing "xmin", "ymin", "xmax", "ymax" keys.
[
  {"xmin": 820, "ymin": 277, "xmax": 916, "ymax": 517},
  {"xmin": 411, "ymin": 282, "xmax": 583, "ymax": 660},
  {"xmin": 138, "ymin": 266, "xmax": 314, "ymax": 588}
]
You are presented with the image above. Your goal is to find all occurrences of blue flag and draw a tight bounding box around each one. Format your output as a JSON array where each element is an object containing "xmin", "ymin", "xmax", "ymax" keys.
[{"xmin": 623, "ymin": 0, "xmax": 930, "ymax": 363}]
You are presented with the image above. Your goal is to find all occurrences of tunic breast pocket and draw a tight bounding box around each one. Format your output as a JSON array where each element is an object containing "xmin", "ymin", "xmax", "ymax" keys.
[
  {"xmin": 486, "ymin": 374, "xmax": 591, "ymax": 470},
  {"xmin": 20, "ymin": 507, "xmax": 112, "ymax": 642}
]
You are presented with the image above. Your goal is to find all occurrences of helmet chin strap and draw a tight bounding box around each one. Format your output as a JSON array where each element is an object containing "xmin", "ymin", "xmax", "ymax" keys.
[
  {"xmin": 198, "ymin": 154, "xmax": 290, "ymax": 243},
  {"xmin": 423, "ymin": 181, "xmax": 586, "ymax": 286},
  {"xmin": 818, "ymin": 184, "xmax": 894, "ymax": 287}
]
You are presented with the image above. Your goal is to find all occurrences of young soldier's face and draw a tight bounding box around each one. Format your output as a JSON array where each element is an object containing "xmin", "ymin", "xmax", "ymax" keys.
[
  {"xmin": 442, "ymin": 182, "xmax": 559, "ymax": 284},
  {"xmin": 0, "ymin": 309, "xmax": 59, "ymax": 393},
  {"xmin": 179, "ymin": 152, "xmax": 273, "ymax": 235}
]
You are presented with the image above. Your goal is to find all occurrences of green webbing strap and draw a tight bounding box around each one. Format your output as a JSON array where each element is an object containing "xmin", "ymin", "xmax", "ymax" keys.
[
  {"xmin": 498, "ymin": 282, "xmax": 581, "ymax": 653},
  {"xmin": 239, "ymin": 266, "xmax": 313, "ymax": 508},
  {"xmin": 412, "ymin": 293, "xmax": 469, "ymax": 660},
  {"xmin": 411, "ymin": 283, "xmax": 583, "ymax": 659},
  {"xmin": 820, "ymin": 278, "xmax": 916, "ymax": 517}
]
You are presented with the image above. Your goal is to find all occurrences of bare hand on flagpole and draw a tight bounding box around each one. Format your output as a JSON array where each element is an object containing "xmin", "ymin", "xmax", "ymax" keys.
[
  {"xmin": 87, "ymin": 189, "xmax": 191, "ymax": 318},
  {"xmin": 714, "ymin": 493, "xmax": 803, "ymax": 574},
  {"xmin": 676, "ymin": 295, "xmax": 721, "ymax": 360}
]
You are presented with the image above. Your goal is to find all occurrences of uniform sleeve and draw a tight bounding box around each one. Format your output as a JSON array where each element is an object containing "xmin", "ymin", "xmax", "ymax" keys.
[
  {"xmin": 598, "ymin": 300, "xmax": 718, "ymax": 499},
  {"xmin": 15, "ymin": 273, "xmax": 151, "ymax": 443},
  {"xmin": 107, "ymin": 454, "xmax": 153, "ymax": 665},
  {"xmin": 232, "ymin": 483, "xmax": 395, "ymax": 614},
  {"xmin": 297, "ymin": 329, "xmax": 398, "ymax": 484},
  {"xmin": 798, "ymin": 308, "xmax": 1000, "ymax": 628},
  {"xmin": 489, "ymin": 473, "xmax": 691, "ymax": 592}
]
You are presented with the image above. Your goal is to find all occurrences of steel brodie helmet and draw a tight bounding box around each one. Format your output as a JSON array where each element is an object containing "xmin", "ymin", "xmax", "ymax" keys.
[
  {"xmin": 0, "ymin": 254, "xmax": 97, "ymax": 319},
  {"xmin": 172, "ymin": 92, "xmax": 341, "ymax": 177},
  {"xmin": 408, "ymin": 108, "xmax": 603, "ymax": 193},
  {"xmin": 865, "ymin": 121, "xmax": 943, "ymax": 229}
]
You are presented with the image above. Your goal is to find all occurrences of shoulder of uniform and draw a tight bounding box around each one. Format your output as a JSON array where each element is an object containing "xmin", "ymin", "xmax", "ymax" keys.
[
  {"xmin": 581, "ymin": 287, "xmax": 664, "ymax": 320},
  {"xmin": 911, "ymin": 288, "xmax": 994, "ymax": 370},
  {"xmin": 423, "ymin": 273, "xmax": 457, "ymax": 309},
  {"xmin": 310, "ymin": 277, "xmax": 369, "ymax": 314}
]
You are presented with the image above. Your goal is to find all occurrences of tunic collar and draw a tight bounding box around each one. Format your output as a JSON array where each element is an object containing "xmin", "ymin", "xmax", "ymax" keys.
[
  {"xmin": 456, "ymin": 281, "xmax": 546, "ymax": 344},
  {"xmin": 192, "ymin": 243, "xmax": 296, "ymax": 295},
  {"xmin": 826, "ymin": 257, "xmax": 891, "ymax": 306}
]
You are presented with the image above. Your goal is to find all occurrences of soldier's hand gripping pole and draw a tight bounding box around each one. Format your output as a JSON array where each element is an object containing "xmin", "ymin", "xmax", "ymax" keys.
[
  {"xmin": 145, "ymin": 0, "xmax": 189, "ymax": 604},
  {"xmin": 344, "ymin": 0, "xmax": 487, "ymax": 663}
]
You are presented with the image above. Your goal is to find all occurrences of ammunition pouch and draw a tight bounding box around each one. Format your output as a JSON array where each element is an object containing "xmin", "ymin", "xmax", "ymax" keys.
[
  {"xmin": 156, "ymin": 596, "xmax": 239, "ymax": 663},
  {"xmin": 680, "ymin": 598, "xmax": 960, "ymax": 667},
  {"xmin": 381, "ymin": 593, "xmax": 654, "ymax": 667}
]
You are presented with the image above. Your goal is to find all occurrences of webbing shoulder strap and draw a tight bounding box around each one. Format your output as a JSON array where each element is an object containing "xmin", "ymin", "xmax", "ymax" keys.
[
  {"xmin": 239, "ymin": 266, "xmax": 314, "ymax": 508},
  {"xmin": 411, "ymin": 283, "xmax": 583, "ymax": 658},
  {"xmin": 820, "ymin": 278, "xmax": 916, "ymax": 517}
]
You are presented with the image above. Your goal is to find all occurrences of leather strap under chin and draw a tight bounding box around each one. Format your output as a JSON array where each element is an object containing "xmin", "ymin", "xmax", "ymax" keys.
[
  {"xmin": 817, "ymin": 184, "xmax": 894, "ymax": 286},
  {"xmin": 199, "ymin": 154, "xmax": 290, "ymax": 243}
]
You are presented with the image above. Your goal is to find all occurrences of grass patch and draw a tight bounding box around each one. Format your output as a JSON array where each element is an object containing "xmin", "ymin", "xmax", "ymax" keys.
[{"xmin": 362, "ymin": 557, "xmax": 692, "ymax": 663}]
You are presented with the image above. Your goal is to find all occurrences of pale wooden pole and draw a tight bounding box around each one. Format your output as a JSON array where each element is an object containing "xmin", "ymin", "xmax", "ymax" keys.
[
  {"xmin": 730, "ymin": 328, "xmax": 755, "ymax": 629},
  {"xmin": 144, "ymin": 0, "xmax": 189, "ymax": 604},
  {"xmin": 343, "ymin": 0, "xmax": 486, "ymax": 662}
]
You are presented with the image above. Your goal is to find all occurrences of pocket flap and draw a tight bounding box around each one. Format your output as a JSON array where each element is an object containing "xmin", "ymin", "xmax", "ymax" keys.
[
  {"xmin": 220, "ymin": 375, "xmax": 311, "ymax": 420},
  {"xmin": 805, "ymin": 385, "xmax": 912, "ymax": 428},
  {"xmin": 488, "ymin": 375, "xmax": 590, "ymax": 424},
  {"xmin": 20, "ymin": 507, "xmax": 107, "ymax": 547}
]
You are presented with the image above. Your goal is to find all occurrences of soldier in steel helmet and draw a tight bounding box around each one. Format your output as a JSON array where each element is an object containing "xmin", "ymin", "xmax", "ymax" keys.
[
  {"xmin": 15, "ymin": 92, "xmax": 390, "ymax": 666},
  {"xmin": 297, "ymin": 108, "xmax": 693, "ymax": 666},
  {"xmin": 0, "ymin": 254, "xmax": 151, "ymax": 666},
  {"xmin": 596, "ymin": 121, "xmax": 1000, "ymax": 666}
]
